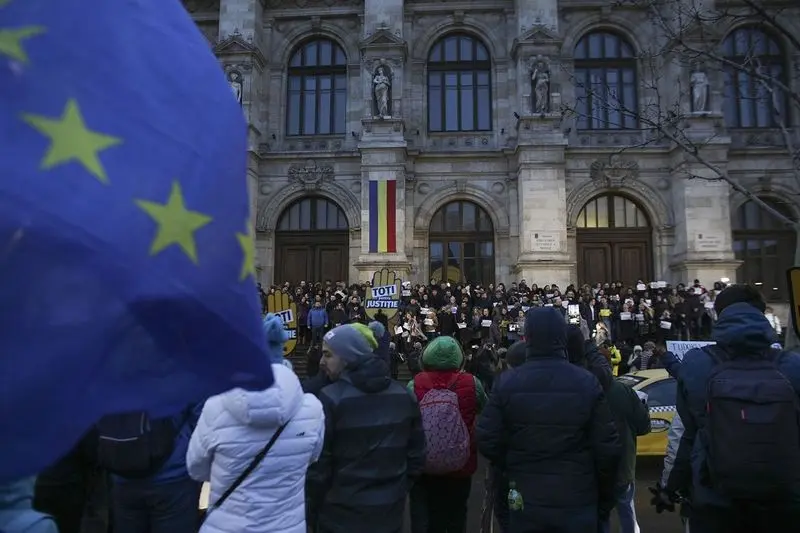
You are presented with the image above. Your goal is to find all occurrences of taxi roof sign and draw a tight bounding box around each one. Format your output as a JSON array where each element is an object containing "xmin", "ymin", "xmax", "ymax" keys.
[{"xmin": 787, "ymin": 267, "xmax": 800, "ymax": 338}]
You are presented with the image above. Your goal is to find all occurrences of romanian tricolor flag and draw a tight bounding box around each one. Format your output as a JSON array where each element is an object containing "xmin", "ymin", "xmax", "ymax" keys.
[{"xmin": 368, "ymin": 179, "xmax": 397, "ymax": 253}]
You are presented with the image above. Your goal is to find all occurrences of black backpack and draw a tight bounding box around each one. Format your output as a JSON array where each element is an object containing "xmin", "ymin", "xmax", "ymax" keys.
[
  {"xmin": 704, "ymin": 346, "xmax": 800, "ymax": 501},
  {"xmin": 96, "ymin": 411, "xmax": 186, "ymax": 479}
]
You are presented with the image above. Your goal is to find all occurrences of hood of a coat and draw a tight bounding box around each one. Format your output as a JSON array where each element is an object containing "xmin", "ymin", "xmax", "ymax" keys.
[
  {"xmin": 712, "ymin": 302, "xmax": 776, "ymax": 357},
  {"xmin": 342, "ymin": 356, "xmax": 391, "ymax": 393},
  {"xmin": 0, "ymin": 477, "xmax": 35, "ymax": 510},
  {"xmin": 525, "ymin": 307, "xmax": 567, "ymax": 359},
  {"xmin": 221, "ymin": 364, "xmax": 303, "ymax": 427}
]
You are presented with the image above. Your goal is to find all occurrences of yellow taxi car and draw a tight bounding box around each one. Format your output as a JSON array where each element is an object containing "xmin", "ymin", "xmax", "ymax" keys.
[{"xmin": 616, "ymin": 369, "xmax": 675, "ymax": 456}]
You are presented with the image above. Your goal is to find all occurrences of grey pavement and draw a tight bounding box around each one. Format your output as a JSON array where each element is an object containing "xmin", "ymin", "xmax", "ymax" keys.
[{"xmin": 404, "ymin": 456, "xmax": 683, "ymax": 533}]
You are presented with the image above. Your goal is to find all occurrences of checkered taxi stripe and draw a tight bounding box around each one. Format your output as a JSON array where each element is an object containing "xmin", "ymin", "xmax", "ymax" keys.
[{"xmin": 649, "ymin": 406, "xmax": 675, "ymax": 413}]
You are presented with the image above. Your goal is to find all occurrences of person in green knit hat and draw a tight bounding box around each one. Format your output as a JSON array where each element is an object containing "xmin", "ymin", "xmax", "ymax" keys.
[{"xmin": 407, "ymin": 336, "xmax": 488, "ymax": 533}]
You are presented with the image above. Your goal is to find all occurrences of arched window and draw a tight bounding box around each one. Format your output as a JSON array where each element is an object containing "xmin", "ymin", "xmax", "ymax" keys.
[
  {"xmin": 576, "ymin": 194, "xmax": 649, "ymax": 228},
  {"xmin": 286, "ymin": 38, "xmax": 347, "ymax": 136},
  {"xmin": 574, "ymin": 31, "xmax": 638, "ymax": 130},
  {"xmin": 427, "ymin": 34, "xmax": 492, "ymax": 132},
  {"xmin": 722, "ymin": 27, "xmax": 788, "ymax": 128},
  {"xmin": 429, "ymin": 201, "xmax": 494, "ymax": 283},
  {"xmin": 732, "ymin": 198, "xmax": 795, "ymax": 301},
  {"xmin": 277, "ymin": 197, "xmax": 348, "ymax": 231}
]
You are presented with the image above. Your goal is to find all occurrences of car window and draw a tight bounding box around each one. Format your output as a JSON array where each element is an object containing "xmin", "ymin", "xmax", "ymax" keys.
[{"xmin": 642, "ymin": 378, "xmax": 676, "ymax": 407}]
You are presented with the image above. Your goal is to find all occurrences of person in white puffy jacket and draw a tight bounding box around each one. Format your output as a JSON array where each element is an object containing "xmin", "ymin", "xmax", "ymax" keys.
[{"xmin": 186, "ymin": 314, "xmax": 325, "ymax": 533}]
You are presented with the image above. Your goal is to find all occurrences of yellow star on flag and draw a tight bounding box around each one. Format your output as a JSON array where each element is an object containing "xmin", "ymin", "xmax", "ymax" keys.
[
  {"xmin": 0, "ymin": 26, "xmax": 45, "ymax": 63},
  {"xmin": 22, "ymin": 99, "xmax": 122, "ymax": 184},
  {"xmin": 136, "ymin": 181, "xmax": 213, "ymax": 264},
  {"xmin": 236, "ymin": 223, "xmax": 256, "ymax": 281}
]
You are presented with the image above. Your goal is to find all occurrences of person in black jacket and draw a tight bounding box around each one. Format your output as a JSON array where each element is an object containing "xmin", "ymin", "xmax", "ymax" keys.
[
  {"xmin": 477, "ymin": 307, "xmax": 621, "ymax": 533},
  {"xmin": 306, "ymin": 323, "xmax": 426, "ymax": 533}
]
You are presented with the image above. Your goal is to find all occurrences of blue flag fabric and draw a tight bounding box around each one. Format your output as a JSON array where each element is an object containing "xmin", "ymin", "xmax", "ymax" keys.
[{"xmin": 0, "ymin": 0, "xmax": 274, "ymax": 482}]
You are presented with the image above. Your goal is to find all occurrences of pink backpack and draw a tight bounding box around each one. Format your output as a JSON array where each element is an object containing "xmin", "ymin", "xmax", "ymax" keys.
[{"xmin": 418, "ymin": 377, "xmax": 471, "ymax": 474}]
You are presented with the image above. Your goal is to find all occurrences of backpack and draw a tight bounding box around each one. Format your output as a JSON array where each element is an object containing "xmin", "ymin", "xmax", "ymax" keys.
[
  {"xmin": 416, "ymin": 374, "xmax": 471, "ymax": 475},
  {"xmin": 704, "ymin": 346, "xmax": 800, "ymax": 501},
  {"xmin": 96, "ymin": 411, "xmax": 185, "ymax": 478}
]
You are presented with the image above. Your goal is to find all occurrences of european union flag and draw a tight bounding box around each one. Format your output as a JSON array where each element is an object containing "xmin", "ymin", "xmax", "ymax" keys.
[{"xmin": 0, "ymin": 0, "xmax": 274, "ymax": 482}]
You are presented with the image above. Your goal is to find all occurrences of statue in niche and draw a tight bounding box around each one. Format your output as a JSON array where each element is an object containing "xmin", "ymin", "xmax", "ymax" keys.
[
  {"xmin": 373, "ymin": 65, "xmax": 392, "ymax": 118},
  {"xmin": 529, "ymin": 56, "xmax": 551, "ymax": 114},
  {"xmin": 690, "ymin": 70, "xmax": 709, "ymax": 113},
  {"xmin": 228, "ymin": 70, "xmax": 243, "ymax": 105}
]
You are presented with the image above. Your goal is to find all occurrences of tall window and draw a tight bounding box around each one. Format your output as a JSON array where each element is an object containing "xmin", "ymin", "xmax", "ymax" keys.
[
  {"xmin": 427, "ymin": 34, "xmax": 492, "ymax": 132},
  {"xmin": 733, "ymin": 198, "xmax": 795, "ymax": 301},
  {"xmin": 286, "ymin": 38, "xmax": 347, "ymax": 136},
  {"xmin": 722, "ymin": 27, "xmax": 788, "ymax": 128},
  {"xmin": 277, "ymin": 197, "xmax": 348, "ymax": 231},
  {"xmin": 429, "ymin": 201, "xmax": 494, "ymax": 284},
  {"xmin": 577, "ymin": 194, "xmax": 649, "ymax": 228},
  {"xmin": 574, "ymin": 31, "xmax": 638, "ymax": 130}
]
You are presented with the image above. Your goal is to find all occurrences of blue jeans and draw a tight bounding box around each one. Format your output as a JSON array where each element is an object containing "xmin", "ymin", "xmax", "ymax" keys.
[
  {"xmin": 112, "ymin": 477, "xmax": 200, "ymax": 533},
  {"xmin": 599, "ymin": 482, "xmax": 640, "ymax": 533}
]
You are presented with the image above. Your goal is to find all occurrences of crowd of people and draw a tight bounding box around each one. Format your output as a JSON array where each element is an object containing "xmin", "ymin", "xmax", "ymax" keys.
[
  {"xmin": 264, "ymin": 277, "xmax": 785, "ymax": 384},
  {"xmin": 6, "ymin": 279, "xmax": 798, "ymax": 533}
]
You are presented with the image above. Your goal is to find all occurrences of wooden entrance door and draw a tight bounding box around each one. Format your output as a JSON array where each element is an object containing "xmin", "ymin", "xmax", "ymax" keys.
[
  {"xmin": 577, "ymin": 230, "xmax": 652, "ymax": 286},
  {"xmin": 275, "ymin": 233, "xmax": 349, "ymax": 284}
]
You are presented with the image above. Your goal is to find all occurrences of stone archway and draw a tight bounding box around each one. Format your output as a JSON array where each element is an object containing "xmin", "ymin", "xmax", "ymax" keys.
[{"xmin": 256, "ymin": 182, "xmax": 361, "ymax": 233}]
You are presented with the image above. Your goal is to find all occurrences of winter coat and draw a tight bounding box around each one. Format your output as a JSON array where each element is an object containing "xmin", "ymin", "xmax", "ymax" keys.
[{"xmin": 187, "ymin": 364, "xmax": 325, "ymax": 533}]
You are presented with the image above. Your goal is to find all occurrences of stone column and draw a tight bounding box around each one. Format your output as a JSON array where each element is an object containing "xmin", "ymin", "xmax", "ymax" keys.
[
  {"xmin": 354, "ymin": 0, "xmax": 410, "ymax": 281},
  {"xmin": 217, "ymin": 0, "xmax": 268, "ymax": 281},
  {"xmin": 668, "ymin": 122, "xmax": 740, "ymax": 284},
  {"xmin": 513, "ymin": 117, "xmax": 573, "ymax": 288}
]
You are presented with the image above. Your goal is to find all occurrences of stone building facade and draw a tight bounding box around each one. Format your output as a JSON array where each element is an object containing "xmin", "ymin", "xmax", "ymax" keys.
[{"xmin": 185, "ymin": 0, "xmax": 800, "ymax": 303}]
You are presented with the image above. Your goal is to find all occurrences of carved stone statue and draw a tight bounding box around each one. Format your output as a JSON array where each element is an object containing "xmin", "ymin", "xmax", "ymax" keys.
[
  {"xmin": 373, "ymin": 66, "xmax": 391, "ymax": 118},
  {"xmin": 530, "ymin": 57, "xmax": 551, "ymax": 114},
  {"xmin": 228, "ymin": 70, "xmax": 243, "ymax": 105},
  {"xmin": 690, "ymin": 70, "xmax": 709, "ymax": 113}
]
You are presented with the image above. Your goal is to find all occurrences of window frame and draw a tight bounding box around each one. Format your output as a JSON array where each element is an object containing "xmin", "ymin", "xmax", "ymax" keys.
[
  {"xmin": 286, "ymin": 38, "xmax": 348, "ymax": 137},
  {"xmin": 732, "ymin": 198, "xmax": 796, "ymax": 301},
  {"xmin": 276, "ymin": 197, "xmax": 349, "ymax": 232},
  {"xmin": 426, "ymin": 33, "xmax": 493, "ymax": 133},
  {"xmin": 429, "ymin": 201, "xmax": 495, "ymax": 284},
  {"xmin": 721, "ymin": 26, "xmax": 789, "ymax": 129},
  {"xmin": 576, "ymin": 194, "xmax": 650, "ymax": 229},
  {"xmin": 573, "ymin": 31, "xmax": 639, "ymax": 131}
]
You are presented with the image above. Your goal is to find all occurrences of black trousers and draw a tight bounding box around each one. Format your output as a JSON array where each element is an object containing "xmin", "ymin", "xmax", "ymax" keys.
[{"xmin": 410, "ymin": 474, "xmax": 472, "ymax": 533}]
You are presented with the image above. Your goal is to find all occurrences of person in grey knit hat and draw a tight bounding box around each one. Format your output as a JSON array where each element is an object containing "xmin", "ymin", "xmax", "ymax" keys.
[{"xmin": 320, "ymin": 323, "xmax": 379, "ymax": 381}]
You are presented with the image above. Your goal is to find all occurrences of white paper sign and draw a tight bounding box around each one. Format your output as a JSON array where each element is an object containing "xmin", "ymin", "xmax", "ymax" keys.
[
  {"xmin": 420, "ymin": 307, "xmax": 430, "ymax": 315},
  {"xmin": 667, "ymin": 340, "xmax": 715, "ymax": 360},
  {"xmin": 394, "ymin": 326, "xmax": 403, "ymax": 335},
  {"xmin": 660, "ymin": 321, "xmax": 672, "ymax": 330},
  {"xmin": 635, "ymin": 313, "xmax": 645, "ymax": 321},
  {"xmin": 457, "ymin": 322, "xmax": 467, "ymax": 329},
  {"xmin": 402, "ymin": 290, "xmax": 411, "ymax": 297},
  {"xmin": 636, "ymin": 283, "xmax": 646, "ymax": 291},
  {"xmin": 704, "ymin": 302, "xmax": 714, "ymax": 309},
  {"xmin": 481, "ymin": 319, "xmax": 492, "ymax": 327},
  {"xmin": 694, "ymin": 288, "xmax": 702, "ymax": 295},
  {"xmin": 620, "ymin": 312, "xmax": 632, "ymax": 321}
]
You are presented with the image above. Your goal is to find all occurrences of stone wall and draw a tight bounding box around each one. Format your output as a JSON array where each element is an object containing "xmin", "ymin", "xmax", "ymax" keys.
[{"xmin": 185, "ymin": 0, "xmax": 800, "ymax": 294}]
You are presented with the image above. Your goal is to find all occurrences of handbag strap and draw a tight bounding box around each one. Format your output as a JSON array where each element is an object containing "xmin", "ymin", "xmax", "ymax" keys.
[{"xmin": 206, "ymin": 421, "xmax": 289, "ymax": 517}]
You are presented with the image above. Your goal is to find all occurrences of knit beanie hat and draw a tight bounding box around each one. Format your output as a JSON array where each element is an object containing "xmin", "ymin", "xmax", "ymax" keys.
[
  {"xmin": 368, "ymin": 321, "xmax": 386, "ymax": 340},
  {"xmin": 421, "ymin": 336, "xmax": 464, "ymax": 370},
  {"xmin": 323, "ymin": 323, "xmax": 378, "ymax": 366},
  {"xmin": 262, "ymin": 314, "xmax": 289, "ymax": 364}
]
